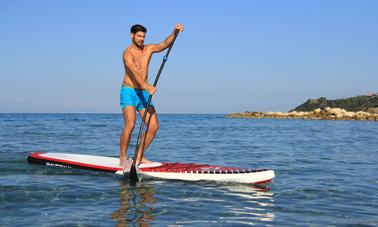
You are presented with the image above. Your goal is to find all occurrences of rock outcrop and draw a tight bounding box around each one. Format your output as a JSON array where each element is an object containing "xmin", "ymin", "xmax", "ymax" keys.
[
  {"xmin": 291, "ymin": 94, "xmax": 378, "ymax": 113},
  {"xmin": 226, "ymin": 107, "xmax": 378, "ymax": 121}
]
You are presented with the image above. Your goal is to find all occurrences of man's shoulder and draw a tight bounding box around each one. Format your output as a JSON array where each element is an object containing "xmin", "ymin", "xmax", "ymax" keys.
[
  {"xmin": 124, "ymin": 46, "xmax": 132, "ymax": 53},
  {"xmin": 123, "ymin": 47, "xmax": 132, "ymax": 57},
  {"xmin": 145, "ymin": 44, "xmax": 157, "ymax": 51}
]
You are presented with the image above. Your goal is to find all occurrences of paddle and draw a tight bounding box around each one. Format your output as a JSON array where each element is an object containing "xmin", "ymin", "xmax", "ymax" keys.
[{"xmin": 129, "ymin": 29, "xmax": 180, "ymax": 184}]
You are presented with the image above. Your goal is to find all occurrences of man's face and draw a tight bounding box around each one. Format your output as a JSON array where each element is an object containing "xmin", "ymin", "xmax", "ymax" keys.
[{"xmin": 131, "ymin": 31, "xmax": 145, "ymax": 48}]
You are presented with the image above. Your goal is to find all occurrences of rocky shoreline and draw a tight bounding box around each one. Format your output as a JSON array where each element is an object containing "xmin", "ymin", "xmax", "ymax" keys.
[{"xmin": 226, "ymin": 107, "xmax": 378, "ymax": 121}]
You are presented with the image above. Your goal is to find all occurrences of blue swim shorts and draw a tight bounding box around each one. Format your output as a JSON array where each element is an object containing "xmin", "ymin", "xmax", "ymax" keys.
[{"xmin": 120, "ymin": 86, "xmax": 153, "ymax": 111}]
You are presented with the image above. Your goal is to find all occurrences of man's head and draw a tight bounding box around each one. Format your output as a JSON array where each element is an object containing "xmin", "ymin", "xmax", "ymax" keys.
[{"xmin": 130, "ymin": 24, "xmax": 147, "ymax": 48}]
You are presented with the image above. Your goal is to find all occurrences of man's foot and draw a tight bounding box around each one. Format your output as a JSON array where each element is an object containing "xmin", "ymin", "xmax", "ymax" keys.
[
  {"xmin": 138, "ymin": 161, "xmax": 162, "ymax": 168},
  {"xmin": 120, "ymin": 157, "xmax": 133, "ymax": 172},
  {"xmin": 119, "ymin": 159, "xmax": 126, "ymax": 168},
  {"xmin": 141, "ymin": 157, "xmax": 154, "ymax": 164}
]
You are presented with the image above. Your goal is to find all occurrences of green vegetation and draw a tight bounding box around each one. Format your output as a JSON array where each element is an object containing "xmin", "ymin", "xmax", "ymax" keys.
[{"xmin": 291, "ymin": 94, "xmax": 378, "ymax": 113}]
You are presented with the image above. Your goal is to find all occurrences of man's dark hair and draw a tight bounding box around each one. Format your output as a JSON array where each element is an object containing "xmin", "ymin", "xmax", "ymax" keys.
[{"xmin": 130, "ymin": 24, "xmax": 147, "ymax": 34}]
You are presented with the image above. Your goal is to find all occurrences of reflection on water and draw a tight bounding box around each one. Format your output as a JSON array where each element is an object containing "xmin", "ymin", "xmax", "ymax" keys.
[
  {"xmin": 112, "ymin": 179, "xmax": 157, "ymax": 227},
  {"xmin": 111, "ymin": 179, "xmax": 275, "ymax": 226},
  {"xmin": 218, "ymin": 184, "xmax": 275, "ymax": 225}
]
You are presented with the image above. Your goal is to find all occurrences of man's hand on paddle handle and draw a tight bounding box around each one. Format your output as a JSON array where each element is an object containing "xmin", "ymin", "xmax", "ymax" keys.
[
  {"xmin": 145, "ymin": 84, "xmax": 156, "ymax": 95},
  {"xmin": 175, "ymin": 24, "xmax": 184, "ymax": 33}
]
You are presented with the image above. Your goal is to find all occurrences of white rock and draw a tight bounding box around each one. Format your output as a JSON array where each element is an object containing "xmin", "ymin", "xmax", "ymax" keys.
[
  {"xmin": 327, "ymin": 108, "xmax": 346, "ymax": 115},
  {"xmin": 313, "ymin": 108, "xmax": 321, "ymax": 114},
  {"xmin": 275, "ymin": 112, "xmax": 287, "ymax": 116},
  {"xmin": 297, "ymin": 111, "xmax": 306, "ymax": 117},
  {"xmin": 344, "ymin": 112, "xmax": 355, "ymax": 118},
  {"xmin": 356, "ymin": 111, "xmax": 370, "ymax": 116}
]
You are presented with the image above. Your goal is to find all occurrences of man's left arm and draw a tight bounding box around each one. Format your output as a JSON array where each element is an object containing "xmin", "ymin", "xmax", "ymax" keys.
[{"xmin": 150, "ymin": 24, "xmax": 184, "ymax": 53}]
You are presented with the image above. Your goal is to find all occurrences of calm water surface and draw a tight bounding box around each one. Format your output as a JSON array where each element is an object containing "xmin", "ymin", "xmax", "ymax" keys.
[{"xmin": 0, "ymin": 114, "xmax": 377, "ymax": 226}]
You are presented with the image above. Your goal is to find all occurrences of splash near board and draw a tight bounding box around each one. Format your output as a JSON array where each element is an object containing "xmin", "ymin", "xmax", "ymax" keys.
[{"xmin": 27, "ymin": 152, "xmax": 275, "ymax": 185}]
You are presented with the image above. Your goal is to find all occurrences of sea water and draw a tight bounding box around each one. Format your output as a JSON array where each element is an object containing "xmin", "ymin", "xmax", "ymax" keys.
[{"xmin": 0, "ymin": 114, "xmax": 377, "ymax": 226}]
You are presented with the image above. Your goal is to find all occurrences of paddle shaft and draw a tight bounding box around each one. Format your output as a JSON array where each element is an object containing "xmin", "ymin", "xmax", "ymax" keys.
[{"xmin": 129, "ymin": 30, "xmax": 179, "ymax": 182}]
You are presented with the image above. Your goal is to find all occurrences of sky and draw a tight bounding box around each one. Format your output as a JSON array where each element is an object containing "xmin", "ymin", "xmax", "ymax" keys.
[{"xmin": 1, "ymin": 0, "xmax": 377, "ymax": 113}]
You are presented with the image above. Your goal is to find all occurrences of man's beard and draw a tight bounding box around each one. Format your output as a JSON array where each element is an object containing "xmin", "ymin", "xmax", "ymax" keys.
[{"xmin": 133, "ymin": 39, "xmax": 144, "ymax": 48}]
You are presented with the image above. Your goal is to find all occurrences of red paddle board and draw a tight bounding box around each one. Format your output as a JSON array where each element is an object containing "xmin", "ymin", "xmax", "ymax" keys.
[{"xmin": 27, "ymin": 152, "xmax": 275, "ymax": 185}]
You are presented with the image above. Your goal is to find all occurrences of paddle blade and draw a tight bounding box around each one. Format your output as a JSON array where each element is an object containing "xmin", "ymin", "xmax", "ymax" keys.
[{"xmin": 129, "ymin": 164, "xmax": 139, "ymax": 184}]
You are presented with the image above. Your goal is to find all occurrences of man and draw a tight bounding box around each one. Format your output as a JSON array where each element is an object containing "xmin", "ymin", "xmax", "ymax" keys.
[{"xmin": 119, "ymin": 24, "xmax": 184, "ymax": 168}]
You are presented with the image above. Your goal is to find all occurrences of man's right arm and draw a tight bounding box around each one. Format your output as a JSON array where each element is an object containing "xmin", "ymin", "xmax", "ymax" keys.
[
  {"xmin": 150, "ymin": 24, "xmax": 184, "ymax": 53},
  {"xmin": 124, "ymin": 54, "xmax": 156, "ymax": 95}
]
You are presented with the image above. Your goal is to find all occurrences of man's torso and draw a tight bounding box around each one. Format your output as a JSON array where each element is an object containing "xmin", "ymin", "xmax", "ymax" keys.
[{"xmin": 122, "ymin": 45, "xmax": 153, "ymax": 89}]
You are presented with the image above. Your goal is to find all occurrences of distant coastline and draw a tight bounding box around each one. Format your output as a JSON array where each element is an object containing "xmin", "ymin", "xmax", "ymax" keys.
[{"xmin": 227, "ymin": 94, "xmax": 378, "ymax": 121}]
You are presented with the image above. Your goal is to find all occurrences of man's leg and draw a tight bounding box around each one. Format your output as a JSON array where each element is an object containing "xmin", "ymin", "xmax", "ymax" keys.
[
  {"xmin": 119, "ymin": 106, "xmax": 136, "ymax": 167},
  {"xmin": 136, "ymin": 107, "xmax": 159, "ymax": 164}
]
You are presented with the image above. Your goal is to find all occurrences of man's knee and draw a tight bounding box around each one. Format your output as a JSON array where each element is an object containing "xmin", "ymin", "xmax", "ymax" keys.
[
  {"xmin": 149, "ymin": 122, "xmax": 159, "ymax": 133},
  {"xmin": 123, "ymin": 121, "xmax": 135, "ymax": 133}
]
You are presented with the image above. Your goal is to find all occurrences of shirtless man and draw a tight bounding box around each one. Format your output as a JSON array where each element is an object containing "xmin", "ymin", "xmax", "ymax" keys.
[{"xmin": 120, "ymin": 24, "xmax": 184, "ymax": 168}]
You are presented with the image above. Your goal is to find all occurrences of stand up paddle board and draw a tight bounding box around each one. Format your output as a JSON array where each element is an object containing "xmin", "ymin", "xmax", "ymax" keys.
[{"xmin": 27, "ymin": 152, "xmax": 275, "ymax": 185}]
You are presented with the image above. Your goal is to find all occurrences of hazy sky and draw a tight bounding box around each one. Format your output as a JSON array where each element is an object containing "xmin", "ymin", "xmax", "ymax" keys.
[{"xmin": 1, "ymin": 0, "xmax": 377, "ymax": 113}]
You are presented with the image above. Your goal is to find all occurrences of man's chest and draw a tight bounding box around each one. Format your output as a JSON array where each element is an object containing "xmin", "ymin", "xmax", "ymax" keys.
[{"xmin": 130, "ymin": 53, "xmax": 151, "ymax": 69}]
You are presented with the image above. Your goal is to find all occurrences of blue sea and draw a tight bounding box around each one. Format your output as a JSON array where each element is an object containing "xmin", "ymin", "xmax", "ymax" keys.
[{"xmin": 0, "ymin": 113, "xmax": 377, "ymax": 226}]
